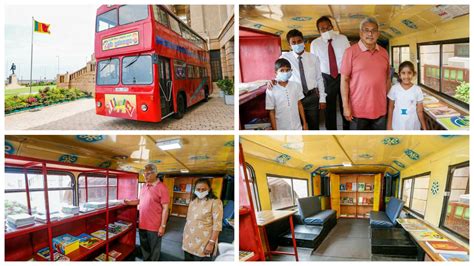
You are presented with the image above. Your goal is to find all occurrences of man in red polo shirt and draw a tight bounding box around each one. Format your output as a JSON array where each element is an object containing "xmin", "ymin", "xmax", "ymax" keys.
[
  {"xmin": 125, "ymin": 163, "xmax": 170, "ymax": 261},
  {"xmin": 340, "ymin": 17, "xmax": 391, "ymax": 130}
]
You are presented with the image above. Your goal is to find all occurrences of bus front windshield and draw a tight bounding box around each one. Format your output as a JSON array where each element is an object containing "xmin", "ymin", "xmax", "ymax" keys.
[
  {"xmin": 122, "ymin": 55, "xmax": 153, "ymax": 85},
  {"xmin": 97, "ymin": 58, "xmax": 120, "ymax": 85}
]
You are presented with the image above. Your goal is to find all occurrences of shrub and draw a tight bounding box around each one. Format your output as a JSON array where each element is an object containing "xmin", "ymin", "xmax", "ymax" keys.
[
  {"xmin": 454, "ymin": 82, "xmax": 469, "ymax": 104},
  {"xmin": 216, "ymin": 78, "xmax": 234, "ymax": 95}
]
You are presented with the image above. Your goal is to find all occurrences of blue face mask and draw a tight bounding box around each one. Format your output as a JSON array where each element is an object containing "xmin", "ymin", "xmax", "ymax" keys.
[
  {"xmin": 276, "ymin": 71, "xmax": 292, "ymax": 82},
  {"xmin": 291, "ymin": 43, "xmax": 305, "ymax": 54}
]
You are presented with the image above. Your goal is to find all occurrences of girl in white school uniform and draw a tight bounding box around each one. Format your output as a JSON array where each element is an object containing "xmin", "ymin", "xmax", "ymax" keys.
[{"xmin": 387, "ymin": 61, "xmax": 427, "ymax": 130}]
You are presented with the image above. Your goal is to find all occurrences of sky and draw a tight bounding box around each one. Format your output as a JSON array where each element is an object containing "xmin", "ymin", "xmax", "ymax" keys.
[{"xmin": 4, "ymin": 5, "xmax": 97, "ymax": 80}]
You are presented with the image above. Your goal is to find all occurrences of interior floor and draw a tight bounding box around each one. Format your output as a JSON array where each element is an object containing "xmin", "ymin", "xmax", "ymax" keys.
[
  {"xmin": 271, "ymin": 219, "xmax": 416, "ymax": 261},
  {"xmin": 132, "ymin": 216, "xmax": 234, "ymax": 261}
]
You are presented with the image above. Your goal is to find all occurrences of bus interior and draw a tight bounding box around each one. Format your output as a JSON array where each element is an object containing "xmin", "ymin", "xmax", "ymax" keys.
[
  {"xmin": 239, "ymin": 135, "xmax": 469, "ymax": 261},
  {"xmin": 4, "ymin": 135, "xmax": 234, "ymax": 261},
  {"xmin": 239, "ymin": 5, "xmax": 469, "ymax": 130}
]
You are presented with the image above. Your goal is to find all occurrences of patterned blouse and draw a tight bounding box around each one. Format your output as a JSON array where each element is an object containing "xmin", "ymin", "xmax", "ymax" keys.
[{"xmin": 182, "ymin": 198, "xmax": 223, "ymax": 257}]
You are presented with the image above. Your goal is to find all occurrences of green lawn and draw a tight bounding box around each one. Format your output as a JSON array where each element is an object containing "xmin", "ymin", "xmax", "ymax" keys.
[{"xmin": 5, "ymin": 85, "xmax": 56, "ymax": 97}]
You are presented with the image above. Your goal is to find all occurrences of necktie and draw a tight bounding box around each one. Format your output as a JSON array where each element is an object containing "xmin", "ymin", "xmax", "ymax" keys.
[
  {"xmin": 328, "ymin": 39, "xmax": 338, "ymax": 78},
  {"xmin": 298, "ymin": 56, "xmax": 309, "ymax": 95}
]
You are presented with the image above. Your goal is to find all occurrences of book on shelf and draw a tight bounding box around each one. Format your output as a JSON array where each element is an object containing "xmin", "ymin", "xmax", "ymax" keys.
[
  {"xmin": 108, "ymin": 199, "xmax": 123, "ymax": 207},
  {"xmin": 185, "ymin": 184, "xmax": 192, "ymax": 192},
  {"xmin": 52, "ymin": 234, "xmax": 80, "ymax": 255},
  {"xmin": 115, "ymin": 220, "xmax": 133, "ymax": 227},
  {"xmin": 396, "ymin": 218, "xmax": 422, "ymax": 225},
  {"xmin": 413, "ymin": 230, "xmax": 448, "ymax": 242},
  {"xmin": 424, "ymin": 102, "xmax": 447, "ymax": 109},
  {"xmin": 36, "ymin": 247, "xmax": 70, "ymax": 261},
  {"xmin": 352, "ymin": 182, "xmax": 357, "ymax": 191},
  {"xmin": 61, "ymin": 205, "xmax": 79, "ymax": 214},
  {"xmin": 340, "ymin": 184, "xmax": 346, "ymax": 191},
  {"xmin": 365, "ymin": 184, "xmax": 372, "ymax": 191},
  {"xmin": 91, "ymin": 229, "xmax": 116, "ymax": 240},
  {"xmin": 108, "ymin": 223, "xmax": 127, "ymax": 234},
  {"xmin": 95, "ymin": 250, "xmax": 122, "ymax": 261},
  {"xmin": 35, "ymin": 213, "xmax": 60, "ymax": 223},
  {"xmin": 179, "ymin": 184, "xmax": 186, "ymax": 192},
  {"xmin": 358, "ymin": 183, "xmax": 365, "ymax": 192},
  {"xmin": 77, "ymin": 233, "xmax": 102, "ymax": 249},
  {"xmin": 401, "ymin": 223, "xmax": 427, "ymax": 232},
  {"xmin": 239, "ymin": 250, "xmax": 255, "ymax": 261},
  {"xmin": 425, "ymin": 240, "xmax": 467, "ymax": 255},
  {"xmin": 428, "ymin": 107, "xmax": 460, "ymax": 118},
  {"xmin": 346, "ymin": 182, "xmax": 352, "ymax": 191},
  {"xmin": 437, "ymin": 116, "xmax": 469, "ymax": 130},
  {"xmin": 438, "ymin": 253, "xmax": 469, "ymax": 262}
]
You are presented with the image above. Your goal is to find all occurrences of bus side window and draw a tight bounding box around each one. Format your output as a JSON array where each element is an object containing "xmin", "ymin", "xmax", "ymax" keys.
[
  {"xmin": 187, "ymin": 65, "xmax": 194, "ymax": 79},
  {"xmin": 169, "ymin": 15, "xmax": 182, "ymax": 36},
  {"xmin": 194, "ymin": 66, "xmax": 201, "ymax": 79},
  {"xmin": 153, "ymin": 6, "xmax": 169, "ymax": 28},
  {"xmin": 174, "ymin": 60, "xmax": 186, "ymax": 80}
]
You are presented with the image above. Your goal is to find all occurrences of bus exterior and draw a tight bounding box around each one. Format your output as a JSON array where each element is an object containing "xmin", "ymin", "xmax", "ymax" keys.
[{"xmin": 94, "ymin": 5, "xmax": 212, "ymax": 122}]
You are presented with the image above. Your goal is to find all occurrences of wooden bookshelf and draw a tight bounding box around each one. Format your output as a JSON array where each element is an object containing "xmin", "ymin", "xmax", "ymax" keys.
[
  {"xmin": 165, "ymin": 176, "xmax": 224, "ymax": 218},
  {"xmin": 4, "ymin": 155, "xmax": 138, "ymax": 261},
  {"xmin": 338, "ymin": 174, "xmax": 375, "ymax": 219}
]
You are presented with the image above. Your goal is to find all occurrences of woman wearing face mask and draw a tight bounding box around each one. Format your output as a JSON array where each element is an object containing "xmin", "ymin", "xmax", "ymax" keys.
[{"xmin": 182, "ymin": 178, "xmax": 223, "ymax": 261}]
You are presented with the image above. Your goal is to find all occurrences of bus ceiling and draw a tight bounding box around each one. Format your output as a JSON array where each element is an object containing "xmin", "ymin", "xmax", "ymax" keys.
[{"xmin": 239, "ymin": 5, "xmax": 469, "ymax": 41}]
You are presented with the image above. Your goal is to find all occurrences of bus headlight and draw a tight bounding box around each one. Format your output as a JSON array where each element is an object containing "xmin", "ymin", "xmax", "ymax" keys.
[
  {"xmin": 96, "ymin": 101, "xmax": 102, "ymax": 108},
  {"xmin": 141, "ymin": 104, "xmax": 148, "ymax": 112}
]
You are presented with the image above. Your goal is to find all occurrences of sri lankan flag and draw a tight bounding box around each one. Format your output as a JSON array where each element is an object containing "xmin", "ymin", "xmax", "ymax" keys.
[{"xmin": 34, "ymin": 20, "xmax": 50, "ymax": 34}]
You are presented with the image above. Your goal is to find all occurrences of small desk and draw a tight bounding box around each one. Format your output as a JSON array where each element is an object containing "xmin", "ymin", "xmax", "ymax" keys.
[
  {"xmin": 256, "ymin": 210, "xmax": 299, "ymax": 261},
  {"xmin": 397, "ymin": 218, "xmax": 469, "ymax": 261}
]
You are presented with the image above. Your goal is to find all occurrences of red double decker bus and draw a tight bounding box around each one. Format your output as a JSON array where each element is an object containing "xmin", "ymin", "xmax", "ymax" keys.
[{"xmin": 94, "ymin": 5, "xmax": 212, "ymax": 122}]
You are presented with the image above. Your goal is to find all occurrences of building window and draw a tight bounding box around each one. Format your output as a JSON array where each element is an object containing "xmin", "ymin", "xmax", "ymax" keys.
[
  {"xmin": 401, "ymin": 173, "xmax": 430, "ymax": 217},
  {"xmin": 391, "ymin": 45, "xmax": 410, "ymax": 75},
  {"xmin": 5, "ymin": 169, "xmax": 74, "ymax": 216},
  {"xmin": 267, "ymin": 175, "xmax": 308, "ymax": 210},
  {"xmin": 78, "ymin": 174, "xmax": 118, "ymax": 205},
  {"xmin": 210, "ymin": 50, "xmax": 222, "ymax": 82},
  {"xmin": 245, "ymin": 163, "xmax": 261, "ymax": 211},
  {"xmin": 440, "ymin": 162, "xmax": 469, "ymax": 241},
  {"xmin": 418, "ymin": 39, "xmax": 469, "ymax": 106}
]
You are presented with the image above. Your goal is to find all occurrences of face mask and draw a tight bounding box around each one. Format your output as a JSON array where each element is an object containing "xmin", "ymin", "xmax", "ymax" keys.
[
  {"xmin": 321, "ymin": 30, "xmax": 334, "ymax": 41},
  {"xmin": 276, "ymin": 71, "xmax": 292, "ymax": 82},
  {"xmin": 291, "ymin": 43, "xmax": 305, "ymax": 54},
  {"xmin": 195, "ymin": 190, "xmax": 209, "ymax": 199}
]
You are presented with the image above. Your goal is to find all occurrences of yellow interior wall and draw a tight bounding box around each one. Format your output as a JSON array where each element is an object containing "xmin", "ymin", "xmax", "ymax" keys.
[
  {"xmin": 245, "ymin": 154, "xmax": 312, "ymax": 210},
  {"xmin": 400, "ymin": 137, "xmax": 469, "ymax": 228},
  {"xmin": 390, "ymin": 15, "xmax": 469, "ymax": 77}
]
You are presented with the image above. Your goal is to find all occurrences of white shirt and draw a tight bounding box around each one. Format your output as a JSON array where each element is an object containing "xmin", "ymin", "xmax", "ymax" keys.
[
  {"xmin": 310, "ymin": 33, "xmax": 350, "ymax": 75},
  {"xmin": 280, "ymin": 51, "xmax": 326, "ymax": 103},
  {"xmin": 387, "ymin": 83, "xmax": 424, "ymax": 130},
  {"xmin": 265, "ymin": 81, "xmax": 305, "ymax": 130}
]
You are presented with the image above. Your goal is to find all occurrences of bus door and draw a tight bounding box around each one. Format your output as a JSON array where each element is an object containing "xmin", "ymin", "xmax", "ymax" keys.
[{"xmin": 158, "ymin": 56, "xmax": 173, "ymax": 118}]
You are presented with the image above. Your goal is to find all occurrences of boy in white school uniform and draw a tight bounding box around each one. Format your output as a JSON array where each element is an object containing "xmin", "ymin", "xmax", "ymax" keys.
[
  {"xmin": 266, "ymin": 58, "xmax": 308, "ymax": 130},
  {"xmin": 280, "ymin": 29, "xmax": 326, "ymax": 130},
  {"xmin": 310, "ymin": 16, "xmax": 351, "ymax": 130}
]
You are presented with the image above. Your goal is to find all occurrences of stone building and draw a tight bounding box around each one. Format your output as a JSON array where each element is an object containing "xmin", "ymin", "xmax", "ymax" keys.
[{"xmin": 57, "ymin": 5, "xmax": 234, "ymax": 94}]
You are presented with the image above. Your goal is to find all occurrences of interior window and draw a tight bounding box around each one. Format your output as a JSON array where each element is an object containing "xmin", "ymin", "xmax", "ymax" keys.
[{"xmin": 267, "ymin": 175, "xmax": 308, "ymax": 210}]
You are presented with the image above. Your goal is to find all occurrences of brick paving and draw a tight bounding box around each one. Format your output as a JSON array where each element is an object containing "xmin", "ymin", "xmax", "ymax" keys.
[{"xmin": 6, "ymin": 96, "xmax": 234, "ymax": 130}]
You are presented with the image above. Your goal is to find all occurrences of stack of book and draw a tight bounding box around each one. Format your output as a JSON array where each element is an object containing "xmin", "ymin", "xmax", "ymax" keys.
[
  {"xmin": 52, "ymin": 234, "xmax": 80, "ymax": 255},
  {"xmin": 108, "ymin": 200, "xmax": 123, "ymax": 207},
  {"xmin": 95, "ymin": 250, "xmax": 122, "ymax": 261},
  {"xmin": 6, "ymin": 214, "xmax": 35, "ymax": 228},
  {"xmin": 115, "ymin": 220, "xmax": 133, "ymax": 227},
  {"xmin": 76, "ymin": 233, "xmax": 103, "ymax": 249},
  {"xmin": 358, "ymin": 183, "xmax": 365, "ymax": 192},
  {"xmin": 61, "ymin": 205, "xmax": 79, "ymax": 215},
  {"xmin": 35, "ymin": 213, "xmax": 60, "ymax": 223},
  {"xmin": 107, "ymin": 224, "xmax": 127, "ymax": 234},
  {"xmin": 239, "ymin": 250, "xmax": 255, "ymax": 261},
  {"xmin": 83, "ymin": 202, "xmax": 107, "ymax": 210},
  {"xmin": 91, "ymin": 229, "xmax": 116, "ymax": 240}
]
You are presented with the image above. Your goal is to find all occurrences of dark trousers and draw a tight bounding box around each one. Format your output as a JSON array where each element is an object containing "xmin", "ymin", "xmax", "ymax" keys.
[
  {"xmin": 322, "ymin": 73, "xmax": 349, "ymax": 130},
  {"xmin": 139, "ymin": 229, "xmax": 162, "ymax": 261},
  {"xmin": 184, "ymin": 251, "xmax": 213, "ymax": 261},
  {"xmin": 301, "ymin": 89, "xmax": 320, "ymax": 130},
  {"xmin": 349, "ymin": 115, "xmax": 387, "ymax": 130}
]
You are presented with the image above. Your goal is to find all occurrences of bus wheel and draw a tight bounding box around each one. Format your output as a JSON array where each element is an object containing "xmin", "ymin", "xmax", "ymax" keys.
[
  {"xmin": 175, "ymin": 93, "xmax": 186, "ymax": 119},
  {"xmin": 203, "ymin": 87, "xmax": 209, "ymax": 102}
]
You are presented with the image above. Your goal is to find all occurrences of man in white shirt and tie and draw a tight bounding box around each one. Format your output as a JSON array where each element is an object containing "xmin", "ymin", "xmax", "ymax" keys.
[
  {"xmin": 310, "ymin": 16, "xmax": 350, "ymax": 130},
  {"xmin": 280, "ymin": 29, "xmax": 326, "ymax": 130}
]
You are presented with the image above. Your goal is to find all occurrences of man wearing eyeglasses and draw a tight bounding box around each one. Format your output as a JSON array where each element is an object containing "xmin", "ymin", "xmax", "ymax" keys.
[
  {"xmin": 340, "ymin": 17, "xmax": 391, "ymax": 130},
  {"xmin": 124, "ymin": 163, "xmax": 170, "ymax": 261}
]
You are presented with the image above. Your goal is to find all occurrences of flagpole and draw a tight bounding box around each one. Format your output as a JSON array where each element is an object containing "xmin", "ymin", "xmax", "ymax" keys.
[{"xmin": 29, "ymin": 17, "xmax": 34, "ymax": 95}]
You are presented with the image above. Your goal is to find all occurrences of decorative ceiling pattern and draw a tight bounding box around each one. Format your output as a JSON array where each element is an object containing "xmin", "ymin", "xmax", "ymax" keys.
[
  {"xmin": 5, "ymin": 135, "xmax": 234, "ymax": 174},
  {"xmin": 241, "ymin": 135, "xmax": 467, "ymax": 175},
  {"xmin": 240, "ymin": 5, "xmax": 469, "ymax": 42}
]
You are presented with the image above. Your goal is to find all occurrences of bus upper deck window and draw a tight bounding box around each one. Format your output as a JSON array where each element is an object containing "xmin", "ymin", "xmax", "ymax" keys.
[
  {"xmin": 119, "ymin": 5, "xmax": 149, "ymax": 26},
  {"xmin": 96, "ymin": 9, "xmax": 117, "ymax": 32},
  {"xmin": 97, "ymin": 58, "xmax": 119, "ymax": 85}
]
